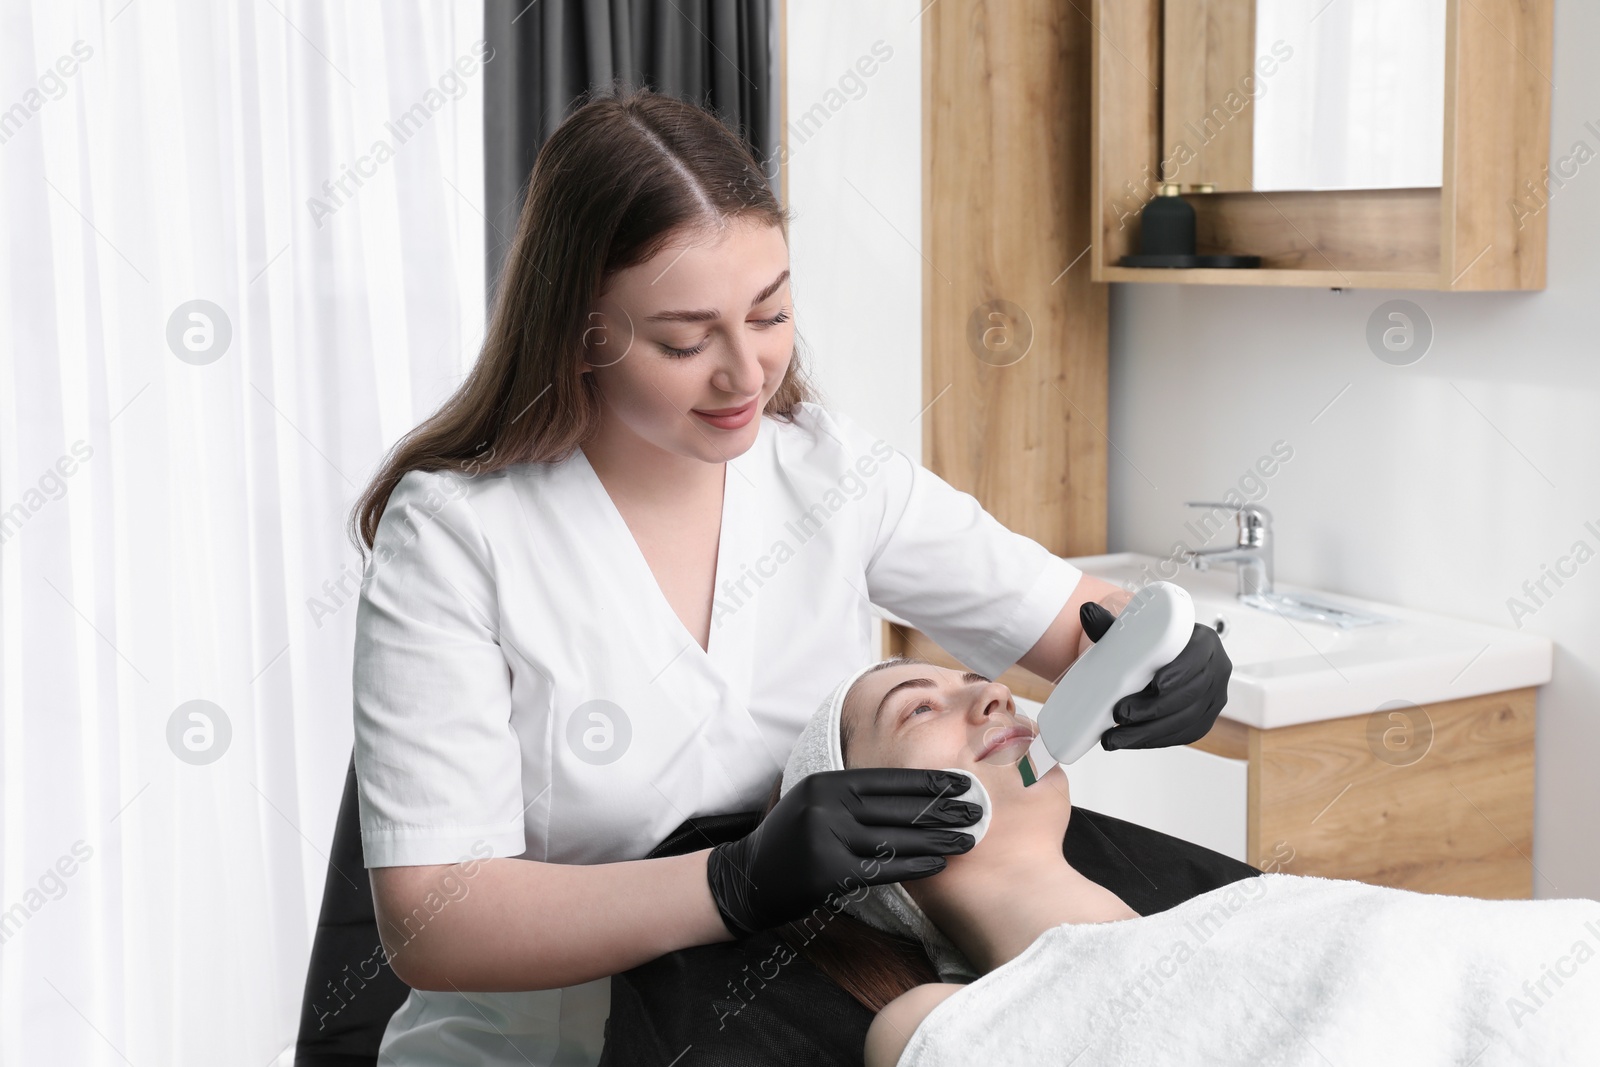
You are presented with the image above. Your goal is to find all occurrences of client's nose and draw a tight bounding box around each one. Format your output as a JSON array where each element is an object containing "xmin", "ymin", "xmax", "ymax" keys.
[{"xmin": 969, "ymin": 681, "xmax": 1013, "ymax": 724}]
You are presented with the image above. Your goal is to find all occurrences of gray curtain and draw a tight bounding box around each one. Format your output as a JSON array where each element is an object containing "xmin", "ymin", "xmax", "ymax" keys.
[{"xmin": 483, "ymin": 0, "xmax": 780, "ymax": 294}]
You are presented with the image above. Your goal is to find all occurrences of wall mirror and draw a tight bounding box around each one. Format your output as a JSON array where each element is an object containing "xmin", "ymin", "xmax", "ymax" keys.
[{"xmin": 1163, "ymin": 0, "xmax": 1449, "ymax": 193}]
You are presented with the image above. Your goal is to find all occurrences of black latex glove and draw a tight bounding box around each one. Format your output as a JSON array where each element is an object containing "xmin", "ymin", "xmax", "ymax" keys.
[
  {"xmin": 1080, "ymin": 600, "xmax": 1232, "ymax": 751},
  {"xmin": 706, "ymin": 767, "xmax": 981, "ymax": 938}
]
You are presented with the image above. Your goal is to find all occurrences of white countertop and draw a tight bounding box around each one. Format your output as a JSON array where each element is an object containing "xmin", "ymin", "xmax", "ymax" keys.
[{"xmin": 1065, "ymin": 552, "xmax": 1554, "ymax": 730}]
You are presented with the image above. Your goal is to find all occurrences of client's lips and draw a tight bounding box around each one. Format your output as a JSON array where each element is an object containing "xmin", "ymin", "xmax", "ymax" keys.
[
  {"xmin": 977, "ymin": 724, "xmax": 1036, "ymax": 762},
  {"xmin": 693, "ymin": 401, "xmax": 756, "ymax": 417}
]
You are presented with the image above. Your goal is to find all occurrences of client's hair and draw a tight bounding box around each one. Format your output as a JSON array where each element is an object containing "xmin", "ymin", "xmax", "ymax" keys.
[{"xmin": 763, "ymin": 777, "xmax": 940, "ymax": 1011}]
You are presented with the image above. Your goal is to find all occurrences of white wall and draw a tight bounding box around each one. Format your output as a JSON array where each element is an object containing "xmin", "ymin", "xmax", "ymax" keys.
[
  {"xmin": 1109, "ymin": 2, "xmax": 1600, "ymax": 900},
  {"xmin": 788, "ymin": 0, "xmax": 1599, "ymax": 900}
]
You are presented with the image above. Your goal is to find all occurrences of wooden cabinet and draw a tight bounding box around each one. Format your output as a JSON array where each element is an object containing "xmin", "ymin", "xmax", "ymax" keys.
[
  {"xmin": 1089, "ymin": 0, "xmax": 1555, "ymax": 290},
  {"xmin": 920, "ymin": 0, "xmax": 1108, "ymax": 562},
  {"xmin": 1197, "ymin": 688, "xmax": 1537, "ymax": 898}
]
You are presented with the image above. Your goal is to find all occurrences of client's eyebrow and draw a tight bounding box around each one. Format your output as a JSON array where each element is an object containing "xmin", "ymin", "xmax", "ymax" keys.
[
  {"xmin": 645, "ymin": 269, "xmax": 790, "ymax": 323},
  {"xmin": 873, "ymin": 671, "xmax": 990, "ymax": 726}
]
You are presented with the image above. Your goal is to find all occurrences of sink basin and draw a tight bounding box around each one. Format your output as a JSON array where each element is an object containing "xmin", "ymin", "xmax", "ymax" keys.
[
  {"xmin": 1237, "ymin": 592, "xmax": 1389, "ymax": 629},
  {"xmin": 1066, "ymin": 553, "xmax": 1554, "ymax": 729}
]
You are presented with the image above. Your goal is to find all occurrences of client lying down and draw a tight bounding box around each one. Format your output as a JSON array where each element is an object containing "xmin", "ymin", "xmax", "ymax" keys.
[{"xmin": 777, "ymin": 657, "xmax": 1600, "ymax": 1067}]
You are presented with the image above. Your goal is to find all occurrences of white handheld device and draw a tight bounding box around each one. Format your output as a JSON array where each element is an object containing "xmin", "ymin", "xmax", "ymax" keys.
[{"xmin": 1035, "ymin": 582, "xmax": 1196, "ymax": 765}]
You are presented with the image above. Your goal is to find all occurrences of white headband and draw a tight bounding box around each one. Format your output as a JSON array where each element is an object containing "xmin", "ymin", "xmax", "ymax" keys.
[{"xmin": 780, "ymin": 661, "xmax": 982, "ymax": 983}]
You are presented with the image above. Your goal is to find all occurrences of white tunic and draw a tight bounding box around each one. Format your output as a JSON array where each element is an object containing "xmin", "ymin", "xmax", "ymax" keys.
[{"xmin": 351, "ymin": 401, "xmax": 1083, "ymax": 1065}]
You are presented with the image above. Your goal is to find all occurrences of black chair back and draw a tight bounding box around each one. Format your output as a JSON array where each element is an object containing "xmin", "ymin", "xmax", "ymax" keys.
[
  {"xmin": 294, "ymin": 755, "xmax": 411, "ymax": 1065},
  {"xmin": 294, "ymin": 754, "xmax": 761, "ymax": 1064}
]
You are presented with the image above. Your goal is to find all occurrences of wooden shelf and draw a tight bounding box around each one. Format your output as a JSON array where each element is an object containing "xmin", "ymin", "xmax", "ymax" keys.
[
  {"xmin": 1098, "ymin": 267, "xmax": 1443, "ymax": 290},
  {"xmin": 1089, "ymin": 0, "xmax": 1554, "ymax": 291}
]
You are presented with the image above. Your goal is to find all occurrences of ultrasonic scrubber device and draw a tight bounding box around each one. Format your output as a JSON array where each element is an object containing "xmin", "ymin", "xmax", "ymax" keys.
[{"xmin": 1035, "ymin": 581, "xmax": 1196, "ymax": 766}]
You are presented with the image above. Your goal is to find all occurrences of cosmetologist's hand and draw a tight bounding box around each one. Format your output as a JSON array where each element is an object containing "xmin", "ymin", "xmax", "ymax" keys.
[
  {"xmin": 705, "ymin": 767, "xmax": 981, "ymax": 938},
  {"xmin": 1079, "ymin": 600, "xmax": 1231, "ymax": 751}
]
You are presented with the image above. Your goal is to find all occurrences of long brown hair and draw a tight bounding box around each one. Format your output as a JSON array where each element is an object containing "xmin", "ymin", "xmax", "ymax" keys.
[
  {"xmin": 762, "ymin": 777, "xmax": 941, "ymax": 1012},
  {"xmin": 349, "ymin": 85, "xmax": 817, "ymax": 552}
]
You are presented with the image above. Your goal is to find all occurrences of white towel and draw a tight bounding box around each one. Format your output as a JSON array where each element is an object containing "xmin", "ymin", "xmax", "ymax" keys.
[
  {"xmin": 780, "ymin": 661, "xmax": 983, "ymax": 983},
  {"xmin": 896, "ymin": 872, "xmax": 1600, "ymax": 1066}
]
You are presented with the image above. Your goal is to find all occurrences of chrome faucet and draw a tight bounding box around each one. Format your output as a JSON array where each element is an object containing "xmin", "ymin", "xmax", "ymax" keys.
[{"xmin": 1182, "ymin": 502, "xmax": 1273, "ymax": 597}]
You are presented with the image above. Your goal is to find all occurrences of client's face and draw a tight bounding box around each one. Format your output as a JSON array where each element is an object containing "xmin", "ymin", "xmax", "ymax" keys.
[
  {"xmin": 839, "ymin": 660, "xmax": 1075, "ymax": 943},
  {"xmin": 841, "ymin": 662, "xmax": 1040, "ymax": 787}
]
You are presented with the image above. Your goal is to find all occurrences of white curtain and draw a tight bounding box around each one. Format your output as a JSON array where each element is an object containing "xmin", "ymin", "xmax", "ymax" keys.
[{"xmin": 0, "ymin": 2, "xmax": 485, "ymax": 1062}]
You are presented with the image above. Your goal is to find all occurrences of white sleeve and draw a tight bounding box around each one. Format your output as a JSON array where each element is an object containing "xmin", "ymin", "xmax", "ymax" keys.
[
  {"xmin": 831, "ymin": 409, "xmax": 1084, "ymax": 680},
  {"xmin": 351, "ymin": 469, "xmax": 526, "ymax": 868}
]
